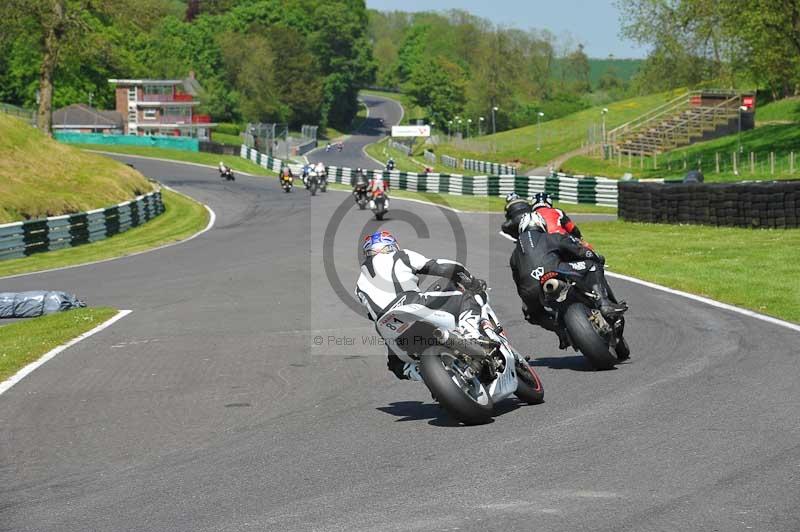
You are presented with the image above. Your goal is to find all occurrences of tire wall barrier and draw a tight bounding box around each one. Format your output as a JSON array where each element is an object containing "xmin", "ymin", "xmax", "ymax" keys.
[
  {"xmin": 0, "ymin": 189, "xmax": 164, "ymax": 261},
  {"xmin": 618, "ymin": 180, "xmax": 800, "ymax": 228},
  {"xmin": 240, "ymin": 145, "xmax": 617, "ymax": 207}
]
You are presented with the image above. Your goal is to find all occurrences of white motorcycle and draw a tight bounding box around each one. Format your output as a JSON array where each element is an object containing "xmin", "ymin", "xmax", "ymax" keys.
[{"xmin": 376, "ymin": 282, "xmax": 544, "ymax": 424}]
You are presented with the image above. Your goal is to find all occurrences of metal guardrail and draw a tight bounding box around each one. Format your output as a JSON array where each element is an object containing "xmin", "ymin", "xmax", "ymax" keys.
[{"xmin": 0, "ymin": 189, "xmax": 164, "ymax": 261}]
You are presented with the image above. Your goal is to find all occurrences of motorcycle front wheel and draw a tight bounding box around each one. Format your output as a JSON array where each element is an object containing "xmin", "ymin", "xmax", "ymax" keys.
[
  {"xmin": 514, "ymin": 361, "xmax": 544, "ymax": 404},
  {"xmin": 420, "ymin": 350, "xmax": 494, "ymax": 425}
]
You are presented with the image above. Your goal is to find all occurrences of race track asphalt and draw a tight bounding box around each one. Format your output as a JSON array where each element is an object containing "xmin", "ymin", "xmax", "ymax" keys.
[
  {"xmin": 307, "ymin": 94, "xmax": 403, "ymax": 171},
  {"xmin": 1, "ymin": 96, "xmax": 799, "ymax": 532}
]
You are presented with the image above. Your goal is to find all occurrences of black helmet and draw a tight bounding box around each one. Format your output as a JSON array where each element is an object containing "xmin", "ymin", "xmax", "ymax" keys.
[
  {"xmin": 531, "ymin": 192, "xmax": 553, "ymax": 210},
  {"xmin": 504, "ymin": 192, "xmax": 531, "ymax": 221}
]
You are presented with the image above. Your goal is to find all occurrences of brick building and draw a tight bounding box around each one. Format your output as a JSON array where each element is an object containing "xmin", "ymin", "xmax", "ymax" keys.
[{"xmin": 108, "ymin": 72, "xmax": 215, "ymax": 139}]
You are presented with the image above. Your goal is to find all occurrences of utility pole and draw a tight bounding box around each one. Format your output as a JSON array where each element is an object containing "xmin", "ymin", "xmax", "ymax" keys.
[
  {"xmin": 479, "ymin": 116, "xmax": 484, "ymax": 136},
  {"xmin": 536, "ymin": 111, "xmax": 544, "ymax": 152}
]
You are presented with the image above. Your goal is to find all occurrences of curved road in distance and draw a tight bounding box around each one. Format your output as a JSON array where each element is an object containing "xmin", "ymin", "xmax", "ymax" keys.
[
  {"xmin": 1, "ymin": 98, "xmax": 799, "ymax": 532},
  {"xmin": 307, "ymin": 93, "xmax": 403, "ymax": 171}
]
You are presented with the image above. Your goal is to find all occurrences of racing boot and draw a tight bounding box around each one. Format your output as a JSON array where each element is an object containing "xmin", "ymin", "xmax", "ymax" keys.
[
  {"xmin": 555, "ymin": 328, "xmax": 571, "ymax": 350},
  {"xmin": 593, "ymin": 282, "xmax": 628, "ymax": 319}
]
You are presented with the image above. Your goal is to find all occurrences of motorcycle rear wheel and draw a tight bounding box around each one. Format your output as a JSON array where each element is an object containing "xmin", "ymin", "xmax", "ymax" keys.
[
  {"xmin": 420, "ymin": 350, "xmax": 494, "ymax": 425},
  {"xmin": 564, "ymin": 303, "xmax": 617, "ymax": 370}
]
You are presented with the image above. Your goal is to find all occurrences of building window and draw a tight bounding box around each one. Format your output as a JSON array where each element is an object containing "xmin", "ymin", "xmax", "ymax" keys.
[{"xmin": 143, "ymin": 109, "xmax": 157, "ymax": 120}]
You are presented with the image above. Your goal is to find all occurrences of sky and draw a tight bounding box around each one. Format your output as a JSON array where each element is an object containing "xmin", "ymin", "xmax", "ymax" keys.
[{"xmin": 365, "ymin": 0, "xmax": 648, "ymax": 59}]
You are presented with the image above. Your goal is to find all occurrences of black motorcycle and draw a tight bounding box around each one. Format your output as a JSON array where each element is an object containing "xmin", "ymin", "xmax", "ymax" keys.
[
  {"xmin": 538, "ymin": 271, "xmax": 630, "ymax": 369},
  {"xmin": 307, "ymin": 171, "xmax": 319, "ymax": 196},
  {"xmin": 353, "ymin": 182, "xmax": 368, "ymax": 209},
  {"xmin": 371, "ymin": 190, "xmax": 388, "ymax": 220},
  {"xmin": 318, "ymin": 169, "xmax": 328, "ymax": 193}
]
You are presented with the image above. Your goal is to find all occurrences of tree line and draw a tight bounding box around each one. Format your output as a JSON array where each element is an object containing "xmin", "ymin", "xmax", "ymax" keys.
[
  {"xmin": 368, "ymin": 9, "xmax": 634, "ymax": 133},
  {"xmin": 0, "ymin": 0, "xmax": 375, "ymax": 134},
  {"xmin": 617, "ymin": 0, "xmax": 800, "ymax": 100}
]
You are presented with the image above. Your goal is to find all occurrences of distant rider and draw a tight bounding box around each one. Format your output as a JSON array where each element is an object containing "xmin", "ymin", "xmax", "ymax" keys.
[
  {"xmin": 509, "ymin": 211, "xmax": 626, "ymax": 349},
  {"xmin": 530, "ymin": 192, "xmax": 582, "ymax": 239},
  {"xmin": 355, "ymin": 231, "xmax": 487, "ymax": 380},
  {"xmin": 352, "ymin": 168, "xmax": 369, "ymax": 198},
  {"xmin": 500, "ymin": 193, "xmax": 533, "ymax": 240},
  {"xmin": 368, "ymin": 172, "xmax": 390, "ymax": 209},
  {"xmin": 218, "ymin": 161, "xmax": 231, "ymax": 178},
  {"xmin": 386, "ymin": 157, "xmax": 395, "ymax": 171},
  {"xmin": 315, "ymin": 162, "xmax": 327, "ymax": 185},
  {"xmin": 301, "ymin": 164, "xmax": 311, "ymax": 188}
]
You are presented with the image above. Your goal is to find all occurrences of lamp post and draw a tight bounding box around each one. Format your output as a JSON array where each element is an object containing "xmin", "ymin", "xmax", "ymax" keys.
[
  {"xmin": 457, "ymin": 118, "xmax": 462, "ymax": 137},
  {"xmin": 447, "ymin": 120, "xmax": 452, "ymax": 142},
  {"xmin": 738, "ymin": 105, "xmax": 747, "ymax": 153},
  {"xmin": 536, "ymin": 111, "xmax": 544, "ymax": 152},
  {"xmin": 479, "ymin": 116, "xmax": 485, "ymax": 136},
  {"xmin": 467, "ymin": 118, "xmax": 472, "ymax": 138},
  {"xmin": 600, "ymin": 108, "xmax": 609, "ymax": 158},
  {"xmin": 491, "ymin": 106, "xmax": 498, "ymax": 135}
]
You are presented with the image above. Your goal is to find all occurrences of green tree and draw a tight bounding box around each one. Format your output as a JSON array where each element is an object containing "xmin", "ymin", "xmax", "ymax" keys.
[{"xmin": 404, "ymin": 56, "xmax": 467, "ymax": 126}]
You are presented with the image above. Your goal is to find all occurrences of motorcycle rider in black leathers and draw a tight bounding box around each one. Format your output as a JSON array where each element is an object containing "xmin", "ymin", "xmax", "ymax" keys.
[
  {"xmin": 510, "ymin": 211, "xmax": 626, "ymax": 350},
  {"xmin": 500, "ymin": 192, "xmax": 533, "ymax": 240},
  {"xmin": 352, "ymin": 168, "xmax": 369, "ymax": 199}
]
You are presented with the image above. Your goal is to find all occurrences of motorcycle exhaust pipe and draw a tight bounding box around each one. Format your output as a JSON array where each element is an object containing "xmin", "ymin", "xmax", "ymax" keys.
[{"xmin": 542, "ymin": 278, "xmax": 564, "ymax": 296}]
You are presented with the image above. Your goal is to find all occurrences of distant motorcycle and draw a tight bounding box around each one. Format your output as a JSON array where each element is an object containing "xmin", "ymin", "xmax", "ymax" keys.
[
  {"xmin": 280, "ymin": 173, "xmax": 294, "ymax": 193},
  {"xmin": 370, "ymin": 190, "xmax": 388, "ymax": 220},
  {"xmin": 307, "ymin": 171, "xmax": 320, "ymax": 196},
  {"xmin": 353, "ymin": 182, "xmax": 369, "ymax": 210},
  {"xmin": 318, "ymin": 169, "xmax": 328, "ymax": 193},
  {"xmin": 219, "ymin": 166, "xmax": 235, "ymax": 181}
]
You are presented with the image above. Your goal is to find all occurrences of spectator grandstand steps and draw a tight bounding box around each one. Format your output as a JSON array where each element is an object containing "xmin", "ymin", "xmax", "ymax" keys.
[{"xmin": 608, "ymin": 90, "xmax": 754, "ymax": 157}]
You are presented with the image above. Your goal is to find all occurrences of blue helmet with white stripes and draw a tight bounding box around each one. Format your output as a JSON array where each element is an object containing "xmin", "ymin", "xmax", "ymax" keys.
[{"xmin": 363, "ymin": 230, "xmax": 399, "ymax": 256}]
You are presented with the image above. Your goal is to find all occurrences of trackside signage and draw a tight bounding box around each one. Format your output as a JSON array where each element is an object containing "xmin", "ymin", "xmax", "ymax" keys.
[{"xmin": 392, "ymin": 125, "xmax": 430, "ymax": 137}]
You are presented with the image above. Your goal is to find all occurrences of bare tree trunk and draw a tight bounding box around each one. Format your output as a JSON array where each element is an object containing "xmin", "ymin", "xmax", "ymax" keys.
[{"xmin": 36, "ymin": 0, "xmax": 63, "ymax": 136}]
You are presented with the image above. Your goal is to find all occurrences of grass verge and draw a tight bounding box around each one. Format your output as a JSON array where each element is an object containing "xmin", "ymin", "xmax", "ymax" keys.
[
  {"xmin": 582, "ymin": 221, "xmax": 800, "ymax": 323},
  {"xmin": 75, "ymin": 144, "xmax": 273, "ymax": 175},
  {"xmin": 0, "ymin": 114, "xmax": 153, "ymax": 223},
  {"xmin": 328, "ymin": 183, "xmax": 616, "ymax": 214},
  {"xmin": 0, "ymin": 189, "xmax": 208, "ymax": 278},
  {"xmin": 365, "ymin": 137, "xmax": 484, "ymax": 176},
  {"xmin": 561, "ymin": 123, "xmax": 800, "ymax": 182},
  {"xmin": 0, "ymin": 307, "xmax": 118, "ymax": 382},
  {"xmin": 432, "ymin": 89, "xmax": 687, "ymax": 169}
]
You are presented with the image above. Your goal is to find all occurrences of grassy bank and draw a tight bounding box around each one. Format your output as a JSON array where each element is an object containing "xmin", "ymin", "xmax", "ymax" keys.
[
  {"xmin": 431, "ymin": 89, "xmax": 686, "ymax": 170},
  {"xmin": 561, "ymin": 123, "xmax": 800, "ymax": 181},
  {"xmin": 0, "ymin": 189, "xmax": 208, "ymax": 278},
  {"xmin": 582, "ymin": 221, "xmax": 800, "ymax": 322},
  {"xmin": 328, "ymin": 183, "xmax": 616, "ymax": 214},
  {"xmin": 0, "ymin": 114, "xmax": 153, "ymax": 223},
  {"xmin": 365, "ymin": 137, "xmax": 483, "ymax": 176},
  {"xmin": 0, "ymin": 307, "xmax": 118, "ymax": 382},
  {"xmin": 76, "ymin": 144, "xmax": 273, "ymax": 175}
]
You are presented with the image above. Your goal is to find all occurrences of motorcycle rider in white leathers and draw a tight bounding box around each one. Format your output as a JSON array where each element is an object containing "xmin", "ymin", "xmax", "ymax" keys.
[{"xmin": 355, "ymin": 230, "xmax": 486, "ymax": 380}]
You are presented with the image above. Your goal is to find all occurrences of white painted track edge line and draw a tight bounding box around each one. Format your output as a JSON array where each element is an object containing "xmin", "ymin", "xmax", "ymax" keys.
[
  {"xmin": 0, "ymin": 309, "xmax": 132, "ymax": 396},
  {"xmin": 82, "ymin": 150, "xmax": 271, "ymax": 177},
  {"xmin": 606, "ymin": 271, "xmax": 800, "ymax": 333},
  {"xmin": 0, "ymin": 191, "xmax": 216, "ymax": 280}
]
